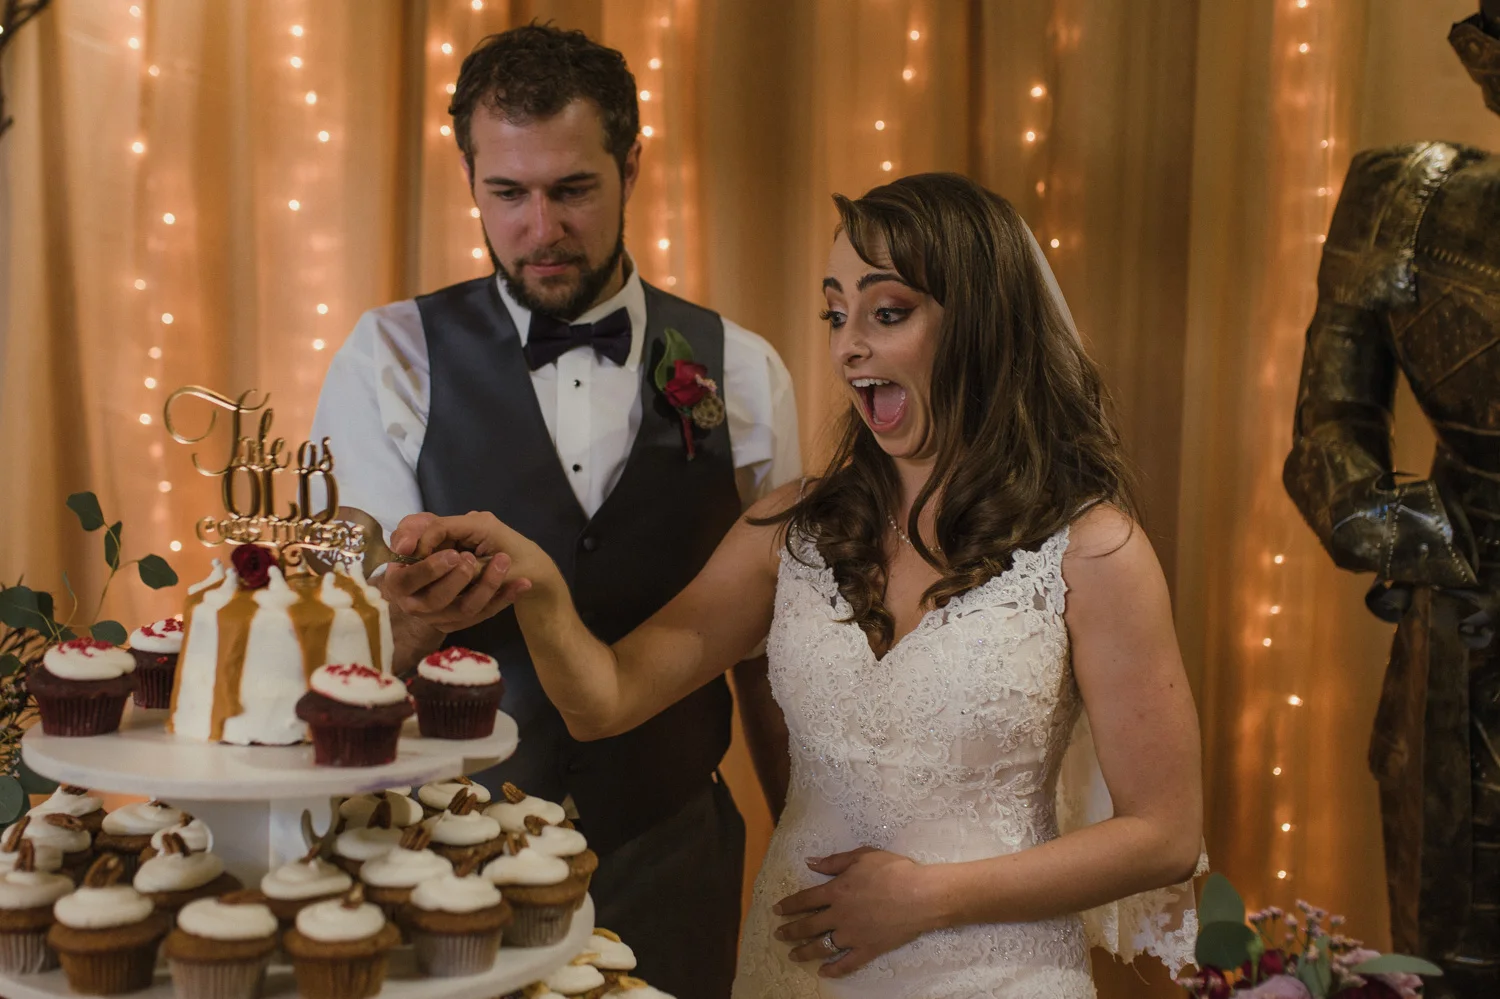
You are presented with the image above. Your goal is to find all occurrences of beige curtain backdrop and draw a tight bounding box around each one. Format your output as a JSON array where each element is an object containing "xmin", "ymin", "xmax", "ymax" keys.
[{"xmin": 4, "ymin": 1, "xmax": 1499, "ymax": 994}]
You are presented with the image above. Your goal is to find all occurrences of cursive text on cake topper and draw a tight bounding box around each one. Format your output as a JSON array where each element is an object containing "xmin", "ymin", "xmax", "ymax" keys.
[{"xmin": 163, "ymin": 386, "xmax": 366, "ymax": 567}]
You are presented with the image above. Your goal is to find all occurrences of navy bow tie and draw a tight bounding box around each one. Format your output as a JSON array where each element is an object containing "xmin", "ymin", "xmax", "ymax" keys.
[{"xmin": 523, "ymin": 307, "xmax": 632, "ymax": 370}]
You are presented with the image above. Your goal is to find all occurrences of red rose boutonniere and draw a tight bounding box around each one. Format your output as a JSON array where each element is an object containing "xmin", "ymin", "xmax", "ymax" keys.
[{"xmin": 653, "ymin": 328, "xmax": 725, "ymax": 460}]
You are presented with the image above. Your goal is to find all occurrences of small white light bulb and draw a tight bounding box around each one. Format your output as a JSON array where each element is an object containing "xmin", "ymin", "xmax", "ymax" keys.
[
  {"xmin": 161, "ymin": 313, "xmax": 174, "ymax": 324},
  {"xmin": 305, "ymin": 91, "xmax": 318, "ymax": 105},
  {"xmin": 316, "ymin": 303, "xmax": 329, "ymax": 315},
  {"xmin": 139, "ymin": 413, "xmax": 152, "ymax": 425},
  {"xmin": 317, "ymin": 130, "xmax": 331, "ymax": 142},
  {"xmin": 170, "ymin": 541, "xmax": 183, "ymax": 552},
  {"xmin": 312, "ymin": 338, "xmax": 326, "ymax": 351}
]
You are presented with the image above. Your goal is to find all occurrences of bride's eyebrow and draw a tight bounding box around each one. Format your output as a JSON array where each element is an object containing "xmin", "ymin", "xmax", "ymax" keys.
[{"xmin": 856, "ymin": 272, "xmax": 910, "ymax": 291}]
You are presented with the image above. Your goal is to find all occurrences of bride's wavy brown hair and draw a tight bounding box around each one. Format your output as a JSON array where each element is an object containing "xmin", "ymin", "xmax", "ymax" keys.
[{"xmin": 762, "ymin": 173, "xmax": 1138, "ymax": 649}]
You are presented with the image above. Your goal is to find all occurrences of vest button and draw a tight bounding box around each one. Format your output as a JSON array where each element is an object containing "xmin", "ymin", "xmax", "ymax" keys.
[
  {"xmin": 572, "ymin": 464, "xmax": 582, "ymax": 473},
  {"xmin": 581, "ymin": 536, "xmax": 598, "ymax": 553}
]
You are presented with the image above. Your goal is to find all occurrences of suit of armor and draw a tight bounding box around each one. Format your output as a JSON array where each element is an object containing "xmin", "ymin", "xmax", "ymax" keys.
[{"xmin": 1284, "ymin": 14, "xmax": 1500, "ymax": 995}]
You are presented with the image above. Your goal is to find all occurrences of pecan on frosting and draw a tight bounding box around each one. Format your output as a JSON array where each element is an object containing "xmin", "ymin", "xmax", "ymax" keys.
[
  {"xmin": 612, "ymin": 977, "xmax": 651, "ymax": 990},
  {"xmin": 11, "ymin": 839, "xmax": 37, "ymax": 874},
  {"xmin": 569, "ymin": 952, "xmax": 600, "ymax": 966},
  {"xmin": 157, "ymin": 832, "xmax": 191, "ymax": 856},
  {"xmin": 341, "ymin": 883, "xmax": 366, "ymax": 909},
  {"xmin": 501, "ymin": 781, "xmax": 528, "ymax": 804},
  {"xmin": 366, "ymin": 796, "xmax": 394, "ymax": 831},
  {"xmin": 447, "ymin": 788, "xmax": 480, "ymax": 816},
  {"xmin": 453, "ymin": 854, "xmax": 485, "ymax": 878},
  {"xmin": 523, "ymin": 814, "xmax": 550, "ymax": 837},
  {"xmin": 60, "ymin": 784, "xmax": 92, "ymax": 797},
  {"xmin": 43, "ymin": 814, "xmax": 85, "ymax": 832},
  {"xmin": 594, "ymin": 927, "xmax": 623, "ymax": 943},
  {"xmin": 2, "ymin": 816, "xmax": 29, "ymax": 850},
  {"xmin": 83, "ymin": 854, "xmax": 126, "ymax": 888},
  {"xmin": 397, "ymin": 824, "xmax": 433, "ymax": 853}
]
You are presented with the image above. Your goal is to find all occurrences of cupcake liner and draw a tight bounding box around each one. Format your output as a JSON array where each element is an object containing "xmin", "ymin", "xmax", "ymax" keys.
[
  {"xmin": 504, "ymin": 902, "xmax": 574, "ymax": 948},
  {"xmin": 132, "ymin": 666, "xmax": 177, "ymax": 710},
  {"xmin": 0, "ymin": 928, "xmax": 57, "ymax": 975},
  {"xmin": 168, "ymin": 953, "xmax": 272, "ymax": 999},
  {"xmin": 413, "ymin": 694, "xmax": 500, "ymax": 740},
  {"xmin": 306, "ymin": 722, "xmax": 404, "ymax": 768},
  {"xmin": 410, "ymin": 927, "xmax": 503, "ymax": 977},
  {"xmin": 290, "ymin": 952, "xmax": 391, "ymax": 999},
  {"xmin": 33, "ymin": 690, "xmax": 130, "ymax": 737},
  {"xmin": 57, "ymin": 941, "xmax": 162, "ymax": 995}
]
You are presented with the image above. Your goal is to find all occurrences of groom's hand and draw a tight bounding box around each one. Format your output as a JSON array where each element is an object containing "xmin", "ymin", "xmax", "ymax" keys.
[{"xmin": 382, "ymin": 512, "xmax": 526, "ymax": 636}]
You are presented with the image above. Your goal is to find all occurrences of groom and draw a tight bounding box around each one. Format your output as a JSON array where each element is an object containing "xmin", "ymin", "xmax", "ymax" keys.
[{"xmin": 309, "ymin": 23, "xmax": 799, "ymax": 996}]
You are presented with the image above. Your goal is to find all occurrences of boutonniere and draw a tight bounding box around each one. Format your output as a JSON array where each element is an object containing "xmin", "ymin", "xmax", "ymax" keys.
[{"xmin": 653, "ymin": 328, "xmax": 725, "ymax": 460}]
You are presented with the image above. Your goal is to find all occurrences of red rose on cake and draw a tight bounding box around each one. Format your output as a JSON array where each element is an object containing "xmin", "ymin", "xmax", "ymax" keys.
[
  {"xmin": 26, "ymin": 638, "xmax": 138, "ymax": 737},
  {"xmin": 295, "ymin": 664, "xmax": 414, "ymax": 767},
  {"xmin": 408, "ymin": 647, "xmax": 504, "ymax": 740},
  {"xmin": 229, "ymin": 544, "xmax": 278, "ymax": 590}
]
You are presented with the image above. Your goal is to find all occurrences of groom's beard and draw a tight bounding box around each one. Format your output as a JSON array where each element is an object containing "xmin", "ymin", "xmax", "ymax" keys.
[{"xmin": 491, "ymin": 213, "xmax": 627, "ymax": 323}]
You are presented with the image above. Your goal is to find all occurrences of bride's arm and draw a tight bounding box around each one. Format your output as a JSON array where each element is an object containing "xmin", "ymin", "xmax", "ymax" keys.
[
  {"xmin": 390, "ymin": 481, "xmax": 798, "ymax": 741},
  {"xmin": 775, "ymin": 503, "xmax": 1203, "ymax": 975}
]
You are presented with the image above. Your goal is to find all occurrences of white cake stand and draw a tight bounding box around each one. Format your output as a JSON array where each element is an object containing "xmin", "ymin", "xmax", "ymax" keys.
[{"xmin": 2, "ymin": 705, "xmax": 599, "ymax": 998}]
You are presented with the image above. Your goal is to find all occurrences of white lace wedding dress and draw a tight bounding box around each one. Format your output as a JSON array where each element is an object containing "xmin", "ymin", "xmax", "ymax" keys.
[{"xmin": 732, "ymin": 523, "xmax": 1202, "ymax": 999}]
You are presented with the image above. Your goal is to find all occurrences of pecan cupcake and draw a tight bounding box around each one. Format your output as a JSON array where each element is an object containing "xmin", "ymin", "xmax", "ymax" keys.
[
  {"xmin": 601, "ymin": 977, "xmax": 677, "ymax": 998},
  {"xmin": 27, "ymin": 638, "xmax": 137, "ymax": 736},
  {"xmin": 282, "ymin": 884, "xmax": 401, "ymax": 999},
  {"xmin": 133, "ymin": 832, "xmax": 241, "ymax": 915},
  {"xmin": 400, "ymin": 857, "xmax": 511, "ymax": 977},
  {"xmin": 416, "ymin": 775, "xmax": 492, "ymax": 817},
  {"xmin": 522, "ymin": 814, "xmax": 598, "ymax": 891},
  {"xmin": 335, "ymin": 788, "xmax": 423, "ymax": 832},
  {"xmin": 163, "ymin": 891, "xmax": 278, "ymax": 999},
  {"xmin": 331, "ymin": 798, "xmax": 403, "ymax": 878},
  {"xmin": 482, "ymin": 834, "xmax": 584, "ymax": 947},
  {"xmin": 584, "ymin": 928, "xmax": 638, "ymax": 986},
  {"xmin": 138, "ymin": 814, "xmax": 213, "ymax": 863},
  {"xmin": 0, "ymin": 818, "xmax": 65, "ymax": 878},
  {"xmin": 127, "ymin": 616, "xmax": 184, "ymax": 709},
  {"xmin": 20, "ymin": 814, "xmax": 94, "ymax": 881},
  {"xmin": 95, "ymin": 799, "xmax": 186, "ymax": 879},
  {"xmin": 27, "ymin": 784, "xmax": 107, "ymax": 836},
  {"xmin": 422, "ymin": 787, "xmax": 504, "ymax": 868},
  {"xmin": 259, "ymin": 842, "xmax": 354, "ymax": 926},
  {"xmin": 484, "ymin": 781, "xmax": 567, "ymax": 833},
  {"xmin": 409, "ymin": 646, "xmax": 505, "ymax": 739},
  {"xmin": 357, "ymin": 824, "xmax": 451, "ymax": 920},
  {"xmin": 48, "ymin": 855, "xmax": 172, "ymax": 995},
  {"xmin": 0, "ymin": 841, "xmax": 75, "ymax": 974},
  {"xmin": 542, "ymin": 955, "xmax": 608, "ymax": 998},
  {"xmin": 295, "ymin": 663, "xmax": 414, "ymax": 767}
]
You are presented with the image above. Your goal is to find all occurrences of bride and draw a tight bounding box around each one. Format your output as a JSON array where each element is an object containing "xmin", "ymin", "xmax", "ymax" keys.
[{"xmin": 391, "ymin": 172, "xmax": 1204, "ymax": 997}]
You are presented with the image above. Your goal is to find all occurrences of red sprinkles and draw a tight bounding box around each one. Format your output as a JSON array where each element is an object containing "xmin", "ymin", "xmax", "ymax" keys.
[
  {"xmin": 57, "ymin": 638, "xmax": 117, "ymax": 655},
  {"xmin": 141, "ymin": 618, "xmax": 184, "ymax": 639}
]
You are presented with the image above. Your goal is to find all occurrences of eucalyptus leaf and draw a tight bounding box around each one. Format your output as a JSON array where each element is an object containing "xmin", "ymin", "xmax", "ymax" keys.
[
  {"xmin": 1350, "ymin": 954, "xmax": 1445, "ymax": 977},
  {"xmin": 137, "ymin": 555, "xmax": 178, "ymax": 590},
  {"xmin": 104, "ymin": 522, "xmax": 123, "ymax": 570},
  {"xmin": 0, "ymin": 586, "xmax": 44, "ymax": 631},
  {"xmin": 15, "ymin": 758, "xmax": 58, "ymax": 796},
  {"xmin": 1198, "ymin": 872, "xmax": 1246, "ymax": 926},
  {"xmin": 0, "ymin": 777, "xmax": 25, "ymax": 827},
  {"xmin": 90, "ymin": 620, "xmax": 128, "ymax": 646},
  {"xmin": 652, "ymin": 327, "xmax": 696, "ymax": 392},
  {"xmin": 1195, "ymin": 920, "xmax": 1255, "ymax": 972},
  {"xmin": 0, "ymin": 654, "xmax": 22, "ymax": 677},
  {"xmin": 66, "ymin": 492, "xmax": 105, "ymax": 532}
]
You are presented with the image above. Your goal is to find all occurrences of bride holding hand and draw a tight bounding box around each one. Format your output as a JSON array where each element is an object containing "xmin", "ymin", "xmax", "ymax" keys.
[{"xmin": 392, "ymin": 172, "xmax": 1204, "ymax": 998}]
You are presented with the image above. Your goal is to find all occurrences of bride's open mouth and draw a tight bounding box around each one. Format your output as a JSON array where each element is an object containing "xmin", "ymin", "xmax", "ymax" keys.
[{"xmin": 851, "ymin": 377, "xmax": 908, "ymax": 433}]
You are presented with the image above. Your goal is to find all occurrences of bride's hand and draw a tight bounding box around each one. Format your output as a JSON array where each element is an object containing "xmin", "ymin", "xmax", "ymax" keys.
[{"xmin": 772, "ymin": 847, "xmax": 949, "ymax": 978}]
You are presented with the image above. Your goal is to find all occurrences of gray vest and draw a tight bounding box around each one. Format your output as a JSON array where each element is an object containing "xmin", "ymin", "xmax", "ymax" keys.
[{"xmin": 414, "ymin": 275, "xmax": 740, "ymax": 854}]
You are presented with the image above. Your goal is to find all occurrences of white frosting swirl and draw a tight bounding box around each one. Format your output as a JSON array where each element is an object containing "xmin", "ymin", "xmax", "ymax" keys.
[
  {"xmin": 334, "ymin": 826, "xmax": 403, "ymax": 862},
  {"xmin": 260, "ymin": 858, "xmax": 351, "ymax": 900},
  {"xmin": 545, "ymin": 964, "xmax": 606, "ymax": 994},
  {"xmin": 23, "ymin": 820, "xmax": 91, "ymax": 854},
  {"xmin": 586, "ymin": 934, "xmax": 638, "ymax": 971},
  {"xmin": 0, "ymin": 870, "xmax": 73, "ymax": 910},
  {"xmin": 417, "ymin": 780, "xmax": 491, "ymax": 811},
  {"xmin": 176, "ymin": 896, "xmax": 277, "ymax": 940},
  {"xmin": 42, "ymin": 640, "xmax": 136, "ymax": 681},
  {"xmin": 604, "ymin": 987, "xmax": 675, "ymax": 999},
  {"xmin": 150, "ymin": 818, "xmax": 213, "ymax": 854},
  {"xmin": 0, "ymin": 842, "xmax": 62, "ymax": 875},
  {"xmin": 418, "ymin": 647, "xmax": 501, "ymax": 686},
  {"xmin": 102, "ymin": 801, "xmax": 185, "ymax": 837},
  {"xmin": 128, "ymin": 617, "xmax": 185, "ymax": 654},
  {"xmin": 135, "ymin": 851, "xmax": 224, "ymax": 893},
  {"xmin": 294, "ymin": 897, "xmax": 386, "ymax": 943},
  {"xmin": 482, "ymin": 847, "xmax": 569, "ymax": 887},
  {"xmin": 423, "ymin": 811, "xmax": 500, "ymax": 847},
  {"xmin": 339, "ymin": 792, "xmax": 424, "ymax": 829},
  {"xmin": 358, "ymin": 847, "xmax": 451, "ymax": 888},
  {"xmin": 28, "ymin": 787, "xmax": 102, "ymax": 819},
  {"xmin": 527, "ymin": 824, "xmax": 588, "ymax": 859},
  {"xmin": 485, "ymin": 796, "xmax": 567, "ymax": 833},
  {"xmin": 309, "ymin": 663, "xmax": 409, "ymax": 707},
  {"xmin": 409, "ymin": 872, "xmax": 502, "ymax": 913},
  {"xmin": 54, "ymin": 885, "xmax": 155, "ymax": 929}
]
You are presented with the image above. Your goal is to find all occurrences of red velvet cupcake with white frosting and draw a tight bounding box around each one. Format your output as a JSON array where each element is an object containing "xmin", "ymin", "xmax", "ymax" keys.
[
  {"xmin": 26, "ymin": 639, "xmax": 137, "ymax": 736},
  {"xmin": 295, "ymin": 664, "xmax": 414, "ymax": 767},
  {"xmin": 126, "ymin": 616, "xmax": 184, "ymax": 709},
  {"xmin": 408, "ymin": 647, "xmax": 504, "ymax": 740}
]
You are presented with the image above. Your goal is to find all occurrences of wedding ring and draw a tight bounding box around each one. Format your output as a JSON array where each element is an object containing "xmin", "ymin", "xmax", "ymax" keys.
[{"xmin": 820, "ymin": 931, "xmax": 841, "ymax": 956}]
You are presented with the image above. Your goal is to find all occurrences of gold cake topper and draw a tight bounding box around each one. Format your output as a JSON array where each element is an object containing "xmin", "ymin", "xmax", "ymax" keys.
[{"xmin": 164, "ymin": 386, "xmax": 366, "ymax": 567}]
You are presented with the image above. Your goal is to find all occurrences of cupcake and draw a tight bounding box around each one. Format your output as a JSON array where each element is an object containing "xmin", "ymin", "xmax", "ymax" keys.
[
  {"xmin": 163, "ymin": 891, "xmax": 278, "ymax": 999},
  {"xmin": 20, "ymin": 814, "xmax": 94, "ymax": 882},
  {"xmin": 259, "ymin": 843, "xmax": 354, "ymax": 926},
  {"xmin": 601, "ymin": 977, "xmax": 676, "ymax": 998},
  {"xmin": 522, "ymin": 814, "xmax": 599, "ymax": 891},
  {"xmin": 482, "ymin": 835, "xmax": 584, "ymax": 947},
  {"xmin": 584, "ymin": 928, "xmax": 638, "ymax": 986},
  {"xmin": 0, "ymin": 840, "xmax": 75, "ymax": 974},
  {"xmin": 27, "ymin": 638, "xmax": 137, "ymax": 736},
  {"xmin": 331, "ymin": 798, "xmax": 403, "ymax": 877},
  {"xmin": 543, "ymin": 955, "xmax": 608, "ymax": 998},
  {"xmin": 335, "ymin": 789, "xmax": 423, "ymax": 832},
  {"xmin": 133, "ymin": 832, "xmax": 242, "ymax": 915},
  {"xmin": 47, "ymin": 855, "xmax": 172, "ymax": 995},
  {"xmin": 0, "ymin": 818, "xmax": 65, "ymax": 878},
  {"xmin": 295, "ymin": 664, "xmax": 414, "ymax": 767},
  {"xmin": 409, "ymin": 646, "xmax": 505, "ymax": 739},
  {"xmin": 422, "ymin": 788, "xmax": 504, "ymax": 868},
  {"xmin": 95, "ymin": 799, "xmax": 186, "ymax": 879},
  {"xmin": 400, "ymin": 857, "xmax": 512, "ymax": 977},
  {"xmin": 127, "ymin": 617, "xmax": 185, "ymax": 709},
  {"xmin": 138, "ymin": 814, "xmax": 213, "ymax": 863},
  {"xmin": 282, "ymin": 884, "xmax": 401, "ymax": 999},
  {"xmin": 417, "ymin": 775, "xmax": 491, "ymax": 817},
  {"xmin": 357, "ymin": 824, "xmax": 451, "ymax": 919},
  {"xmin": 27, "ymin": 784, "xmax": 107, "ymax": 836},
  {"xmin": 484, "ymin": 781, "xmax": 566, "ymax": 833}
]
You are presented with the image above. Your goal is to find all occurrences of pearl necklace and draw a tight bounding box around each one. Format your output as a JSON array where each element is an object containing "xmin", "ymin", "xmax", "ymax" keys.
[{"xmin": 887, "ymin": 514, "xmax": 942, "ymax": 555}]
